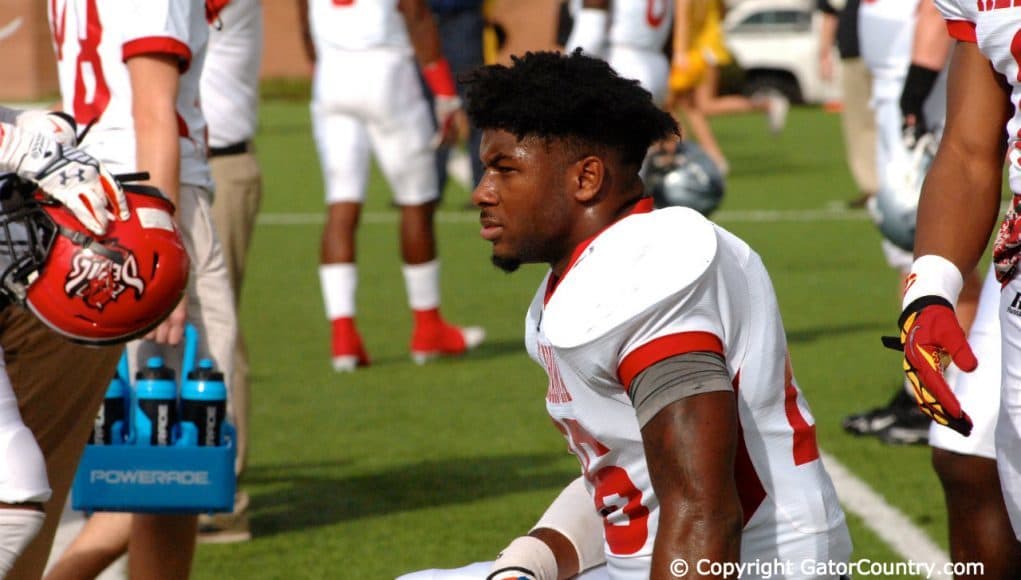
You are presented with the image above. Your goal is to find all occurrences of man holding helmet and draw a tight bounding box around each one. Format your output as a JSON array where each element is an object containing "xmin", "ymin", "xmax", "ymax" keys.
[{"xmin": 0, "ymin": 106, "xmax": 189, "ymax": 578}]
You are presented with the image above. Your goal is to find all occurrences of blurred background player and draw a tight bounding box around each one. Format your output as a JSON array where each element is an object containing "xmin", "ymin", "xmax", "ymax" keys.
[
  {"xmin": 668, "ymin": 0, "xmax": 786, "ymax": 175},
  {"xmin": 841, "ymin": 0, "xmax": 981, "ymax": 446},
  {"xmin": 199, "ymin": 0, "xmax": 264, "ymax": 544},
  {"xmin": 423, "ymin": 0, "xmax": 486, "ymax": 208},
  {"xmin": 0, "ymin": 106, "xmax": 130, "ymax": 578},
  {"xmin": 299, "ymin": 0, "xmax": 484, "ymax": 372},
  {"xmin": 565, "ymin": 0, "xmax": 674, "ymax": 106},
  {"xmin": 817, "ymin": 0, "xmax": 878, "ymax": 209},
  {"xmin": 42, "ymin": 0, "xmax": 238, "ymax": 578}
]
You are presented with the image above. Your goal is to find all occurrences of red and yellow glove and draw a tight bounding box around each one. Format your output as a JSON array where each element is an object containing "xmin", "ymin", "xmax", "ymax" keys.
[{"xmin": 883, "ymin": 296, "xmax": 975, "ymax": 436}]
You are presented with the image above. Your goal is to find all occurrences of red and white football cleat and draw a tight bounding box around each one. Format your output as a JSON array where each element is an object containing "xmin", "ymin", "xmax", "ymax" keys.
[
  {"xmin": 410, "ymin": 309, "xmax": 485, "ymax": 364},
  {"xmin": 331, "ymin": 317, "xmax": 370, "ymax": 372}
]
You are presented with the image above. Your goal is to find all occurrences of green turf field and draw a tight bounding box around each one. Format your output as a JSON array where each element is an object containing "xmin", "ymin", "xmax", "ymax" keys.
[{"xmin": 191, "ymin": 100, "xmax": 978, "ymax": 579}]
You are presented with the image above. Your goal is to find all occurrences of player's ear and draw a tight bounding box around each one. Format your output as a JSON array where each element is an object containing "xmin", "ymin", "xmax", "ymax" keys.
[{"xmin": 572, "ymin": 155, "xmax": 604, "ymax": 203}]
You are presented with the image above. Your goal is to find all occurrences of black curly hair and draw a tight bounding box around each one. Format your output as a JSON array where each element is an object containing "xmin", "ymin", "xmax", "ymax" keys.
[{"xmin": 463, "ymin": 50, "xmax": 679, "ymax": 167}]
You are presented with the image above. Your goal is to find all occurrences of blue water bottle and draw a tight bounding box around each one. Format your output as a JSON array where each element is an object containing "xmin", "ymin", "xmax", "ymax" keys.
[
  {"xmin": 133, "ymin": 357, "xmax": 177, "ymax": 446},
  {"xmin": 178, "ymin": 359, "xmax": 227, "ymax": 447},
  {"xmin": 88, "ymin": 373, "xmax": 128, "ymax": 445}
]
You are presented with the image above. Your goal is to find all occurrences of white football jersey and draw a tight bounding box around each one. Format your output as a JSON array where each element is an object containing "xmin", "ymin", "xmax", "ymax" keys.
[
  {"xmin": 48, "ymin": 0, "xmax": 212, "ymax": 190},
  {"xmin": 308, "ymin": 0, "xmax": 410, "ymax": 52},
  {"xmin": 608, "ymin": 0, "xmax": 673, "ymax": 52},
  {"xmin": 934, "ymin": 0, "xmax": 1021, "ymax": 194},
  {"xmin": 524, "ymin": 200, "xmax": 848, "ymax": 578},
  {"xmin": 202, "ymin": 0, "xmax": 263, "ymax": 148},
  {"xmin": 859, "ymin": 0, "xmax": 921, "ymax": 94}
]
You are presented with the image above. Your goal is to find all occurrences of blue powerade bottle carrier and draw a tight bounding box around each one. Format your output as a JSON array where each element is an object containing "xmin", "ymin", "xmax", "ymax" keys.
[{"xmin": 72, "ymin": 325, "xmax": 236, "ymax": 513}]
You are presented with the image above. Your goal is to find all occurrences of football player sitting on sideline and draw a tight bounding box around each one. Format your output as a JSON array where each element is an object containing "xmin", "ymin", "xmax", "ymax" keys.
[{"xmin": 400, "ymin": 51, "xmax": 852, "ymax": 580}]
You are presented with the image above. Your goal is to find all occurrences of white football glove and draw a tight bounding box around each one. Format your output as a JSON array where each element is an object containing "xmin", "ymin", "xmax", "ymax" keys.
[
  {"xmin": 15, "ymin": 110, "xmax": 78, "ymax": 147},
  {"xmin": 0, "ymin": 124, "xmax": 129, "ymax": 235},
  {"xmin": 432, "ymin": 95, "xmax": 464, "ymax": 148}
]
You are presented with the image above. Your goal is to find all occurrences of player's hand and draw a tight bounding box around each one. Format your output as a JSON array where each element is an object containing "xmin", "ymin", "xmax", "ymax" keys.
[
  {"xmin": 432, "ymin": 95, "xmax": 466, "ymax": 148},
  {"xmin": 16, "ymin": 110, "xmax": 78, "ymax": 147},
  {"xmin": 145, "ymin": 299, "xmax": 188, "ymax": 345},
  {"xmin": 882, "ymin": 296, "xmax": 976, "ymax": 436},
  {"xmin": 29, "ymin": 139, "xmax": 130, "ymax": 235},
  {"xmin": 486, "ymin": 568, "xmax": 538, "ymax": 580}
]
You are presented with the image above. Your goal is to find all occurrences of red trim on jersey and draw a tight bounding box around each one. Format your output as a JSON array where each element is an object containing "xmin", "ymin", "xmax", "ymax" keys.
[
  {"xmin": 617, "ymin": 331, "xmax": 724, "ymax": 391},
  {"xmin": 945, "ymin": 20, "xmax": 977, "ymax": 43},
  {"xmin": 732, "ymin": 372, "xmax": 766, "ymax": 524},
  {"xmin": 206, "ymin": 0, "xmax": 231, "ymax": 23},
  {"xmin": 544, "ymin": 197, "xmax": 655, "ymax": 305},
  {"xmin": 782, "ymin": 359, "xmax": 820, "ymax": 466},
  {"xmin": 122, "ymin": 37, "xmax": 192, "ymax": 72}
]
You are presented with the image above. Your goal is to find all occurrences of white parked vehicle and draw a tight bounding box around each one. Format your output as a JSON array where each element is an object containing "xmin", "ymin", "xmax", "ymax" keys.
[{"xmin": 723, "ymin": 0, "xmax": 842, "ymax": 104}]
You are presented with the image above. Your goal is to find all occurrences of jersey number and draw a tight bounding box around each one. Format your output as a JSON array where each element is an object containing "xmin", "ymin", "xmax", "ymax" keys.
[
  {"xmin": 74, "ymin": 0, "xmax": 111, "ymax": 124},
  {"xmin": 52, "ymin": 0, "xmax": 111, "ymax": 124},
  {"xmin": 554, "ymin": 418, "xmax": 650, "ymax": 556}
]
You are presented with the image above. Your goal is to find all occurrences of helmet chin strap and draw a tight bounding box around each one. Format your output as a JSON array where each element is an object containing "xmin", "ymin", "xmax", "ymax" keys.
[{"xmin": 55, "ymin": 225, "xmax": 124, "ymax": 264}]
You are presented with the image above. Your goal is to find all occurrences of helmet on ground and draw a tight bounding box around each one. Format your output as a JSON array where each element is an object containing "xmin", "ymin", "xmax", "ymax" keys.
[
  {"xmin": 872, "ymin": 132, "xmax": 937, "ymax": 252},
  {"xmin": 645, "ymin": 140, "xmax": 726, "ymax": 216},
  {"xmin": 0, "ymin": 176, "xmax": 189, "ymax": 345}
]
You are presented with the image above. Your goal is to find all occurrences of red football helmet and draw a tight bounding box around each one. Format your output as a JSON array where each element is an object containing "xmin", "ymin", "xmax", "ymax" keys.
[{"xmin": 0, "ymin": 176, "xmax": 189, "ymax": 345}]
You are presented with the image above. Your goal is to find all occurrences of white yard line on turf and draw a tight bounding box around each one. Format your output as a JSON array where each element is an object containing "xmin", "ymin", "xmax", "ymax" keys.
[
  {"xmin": 822, "ymin": 452, "xmax": 952, "ymax": 579},
  {"xmin": 256, "ymin": 206, "xmax": 872, "ymax": 226}
]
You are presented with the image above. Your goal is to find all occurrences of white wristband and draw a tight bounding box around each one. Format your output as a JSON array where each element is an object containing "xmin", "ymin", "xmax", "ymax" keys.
[
  {"xmin": 490, "ymin": 536, "xmax": 558, "ymax": 580},
  {"xmin": 565, "ymin": 8, "xmax": 608, "ymax": 57},
  {"xmin": 902, "ymin": 254, "xmax": 964, "ymax": 309}
]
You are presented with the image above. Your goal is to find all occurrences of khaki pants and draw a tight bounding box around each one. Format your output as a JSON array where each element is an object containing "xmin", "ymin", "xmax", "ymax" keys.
[
  {"xmin": 128, "ymin": 184, "xmax": 237, "ymax": 412},
  {"xmin": 840, "ymin": 58, "xmax": 878, "ymax": 197},
  {"xmin": 209, "ymin": 150, "xmax": 262, "ymax": 476},
  {"xmin": 2, "ymin": 308, "xmax": 123, "ymax": 580}
]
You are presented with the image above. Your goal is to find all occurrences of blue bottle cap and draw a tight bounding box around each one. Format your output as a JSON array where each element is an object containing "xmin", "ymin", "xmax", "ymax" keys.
[
  {"xmin": 182, "ymin": 358, "xmax": 226, "ymax": 401},
  {"xmin": 136, "ymin": 357, "xmax": 175, "ymax": 382}
]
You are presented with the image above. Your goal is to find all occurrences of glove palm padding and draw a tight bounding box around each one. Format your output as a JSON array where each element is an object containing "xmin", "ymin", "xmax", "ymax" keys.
[{"xmin": 887, "ymin": 296, "xmax": 976, "ymax": 436}]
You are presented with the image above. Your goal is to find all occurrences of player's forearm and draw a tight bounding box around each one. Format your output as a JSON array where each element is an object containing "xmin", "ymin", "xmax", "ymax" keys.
[
  {"xmin": 127, "ymin": 54, "xmax": 182, "ymax": 206},
  {"xmin": 914, "ymin": 142, "xmax": 1002, "ymax": 277},
  {"xmin": 651, "ymin": 499, "xmax": 743, "ymax": 579},
  {"xmin": 913, "ymin": 44, "xmax": 1009, "ymax": 277},
  {"xmin": 400, "ymin": 0, "xmax": 443, "ymax": 68}
]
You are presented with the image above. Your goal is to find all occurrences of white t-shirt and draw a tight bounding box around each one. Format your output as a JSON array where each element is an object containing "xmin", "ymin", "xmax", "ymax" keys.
[
  {"xmin": 525, "ymin": 200, "xmax": 847, "ymax": 579},
  {"xmin": 934, "ymin": 0, "xmax": 1021, "ymax": 194},
  {"xmin": 308, "ymin": 0, "xmax": 410, "ymax": 53},
  {"xmin": 49, "ymin": 0, "xmax": 212, "ymax": 190},
  {"xmin": 202, "ymin": 0, "xmax": 263, "ymax": 148}
]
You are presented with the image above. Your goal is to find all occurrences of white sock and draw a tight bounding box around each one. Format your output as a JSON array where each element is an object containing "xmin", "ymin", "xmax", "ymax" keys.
[
  {"xmin": 402, "ymin": 260, "xmax": 440, "ymax": 311},
  {"xmin": 319, "ymin": 263, "xmax": 357, "ymax": 320}
]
